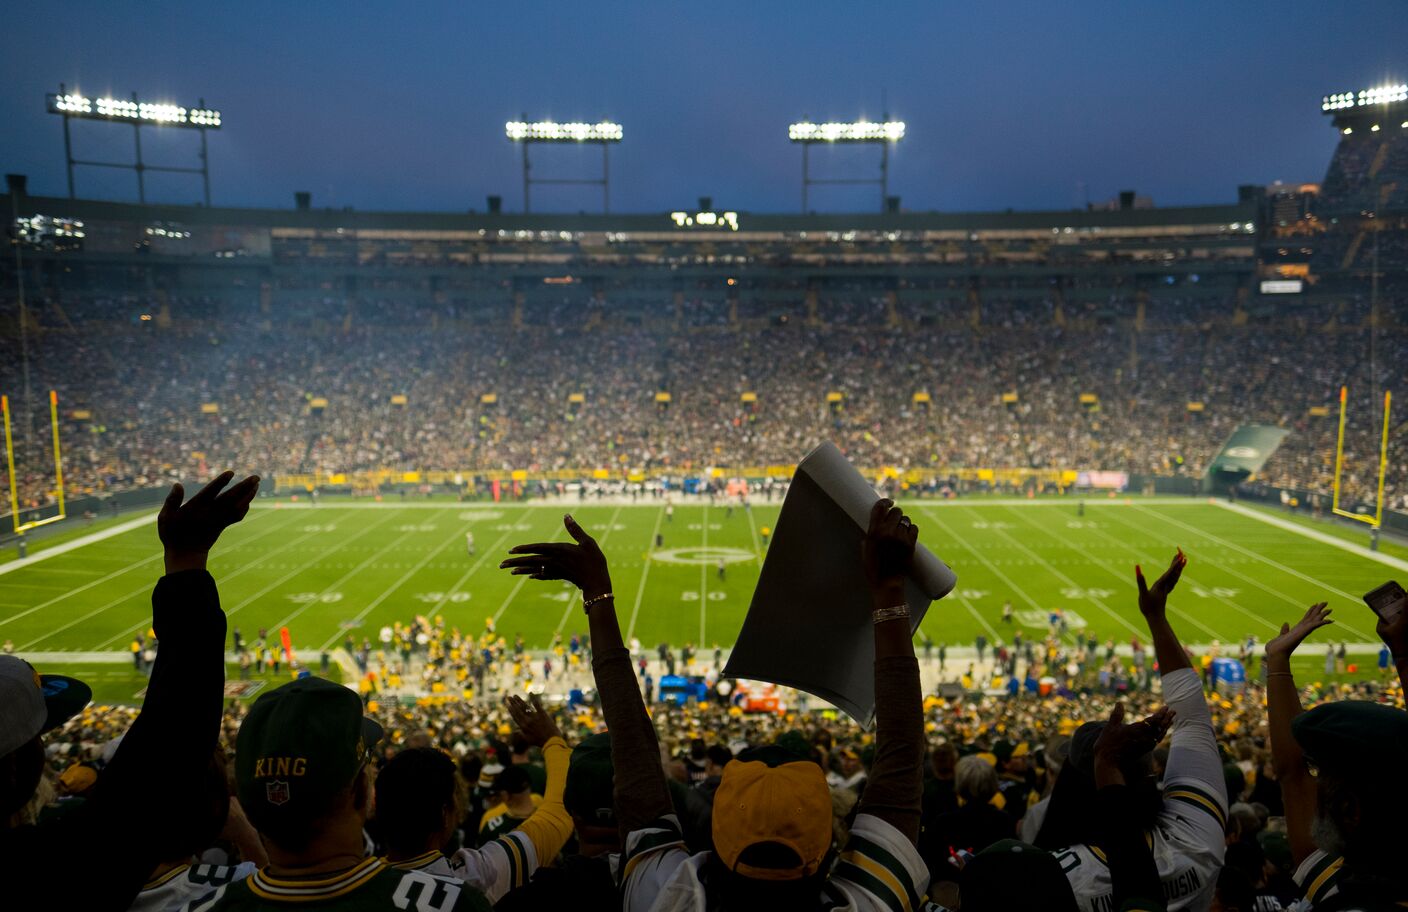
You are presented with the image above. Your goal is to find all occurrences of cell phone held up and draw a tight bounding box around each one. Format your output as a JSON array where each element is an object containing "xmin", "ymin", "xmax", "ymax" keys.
[{"xmin": 1363, "ymin": 581, "xmax": 1407, "ymax": 624}]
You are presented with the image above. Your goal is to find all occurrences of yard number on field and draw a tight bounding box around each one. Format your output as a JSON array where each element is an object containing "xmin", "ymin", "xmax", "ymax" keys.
[{"xmin": 284, "ymin": 592, "xmax": 343, "ymax": 603}]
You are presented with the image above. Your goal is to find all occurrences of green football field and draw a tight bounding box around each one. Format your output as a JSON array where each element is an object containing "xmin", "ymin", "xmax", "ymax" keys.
[{"xmin": 2, "ymin": 496, "xmax": 1403, "ymax": 702}]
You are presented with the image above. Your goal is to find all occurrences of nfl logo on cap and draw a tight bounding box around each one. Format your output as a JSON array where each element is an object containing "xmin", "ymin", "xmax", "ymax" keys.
[{"xmin": 266, "ymin": 780, "xmax": 291, "ymax": 806}]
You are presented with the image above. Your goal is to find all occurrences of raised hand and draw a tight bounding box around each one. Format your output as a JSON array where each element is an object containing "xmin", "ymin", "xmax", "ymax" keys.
[
  {"xmin": 1135, "ymin": 549, "xmax": 1186, "ymax": 620},
  {"xmin": 505, "ymin": 693, "xmax": 563, "ymax": 747},
  {"xmin": 1094, "ymin": 702, "xmax": 1176, "ymax": 786},
  {"xmin": 863, "ymin": 498, "xmax": 918, "ymax": 591},
  {"xmin": 499, "ymin": 514, "xmax": 613, "ymax": 600},
  {"xmin": 158, "ymin": 471, "xmax": 260, "ymax": 574},
  {"xmin": 1265, "ymin": 602, "xmax": 1333, "ymax": 662}
]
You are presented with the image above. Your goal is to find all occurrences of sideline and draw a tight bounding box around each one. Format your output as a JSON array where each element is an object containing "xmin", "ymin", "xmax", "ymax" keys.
[
  {"xmin": 0, "ymin": 512, "xmax": 158, "ymax": 577},
  {"xmin": 1213, "ymin": 501, "xmax": 1408, "ymax": 574}
]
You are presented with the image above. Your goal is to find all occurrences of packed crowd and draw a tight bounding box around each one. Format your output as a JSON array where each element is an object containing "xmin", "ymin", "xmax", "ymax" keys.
[
  {"xmin": 6, "ymin": 473, "xmax": 1407, "ymax": 911},
  {"xmin": 3, "ymin": 292, "xmax": 1408, "ymax": 512}
]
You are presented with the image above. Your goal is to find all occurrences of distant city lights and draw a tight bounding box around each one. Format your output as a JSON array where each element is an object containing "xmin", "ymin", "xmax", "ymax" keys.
[
  {"xmin": 788, "ymin": 120, "xmax": 906, "ymax": 142},
  {"xmin": 1321, "ymin": 84, "xmax": 1407, "ymax": 112},
  {"xmin": 46, "ymin": 92, "xmax": 222, "ymax": 128},
  {"xmin": 505, "ymin": 120, "xmax": 623, "ymax": 142}
]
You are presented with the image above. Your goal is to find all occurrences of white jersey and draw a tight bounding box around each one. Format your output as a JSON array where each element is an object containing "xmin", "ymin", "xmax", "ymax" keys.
[
  {"xmin": 620, "ymin": 812, "xmax": 928, "ymax": 912},
  {"xmin": 389, "ymin": 829, "xmax": 541, "ymax": 905},
  {"xmin": 130, "ymin": 862, "xmax": 256, "ymax": 912},
  {"xmin": 1053, "ymin": 667, "xmax": 1228, "ymax": 912},
  {"xmin": 1290, "ymin": 849, "xmax": 1346, "ymax": 910}
]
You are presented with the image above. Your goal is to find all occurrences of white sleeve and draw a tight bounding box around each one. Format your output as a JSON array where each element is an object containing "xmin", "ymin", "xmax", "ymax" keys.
[
  {"xmin": 1292, "ymin": 849, "xmax": 1346, "ymax": 907},
  {"xmin": 620, "ymin": 815, "xmax": 692, "ymax": 912},
  {"xmin": 830, "ymin": 814, "xmax": 931, "ymax": 912},
  {"xmin": 447, "ymin": 830, "xmax": 539, "ymax": 904},
  {"xmin": 1158, "ymin": 667, "xmax": 1229, "ymax": 840}
]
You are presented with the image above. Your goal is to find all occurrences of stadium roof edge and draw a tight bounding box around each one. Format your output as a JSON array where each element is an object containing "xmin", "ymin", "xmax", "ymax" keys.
[{"xmin": 2, "ymin": 192, "xmax": 1257, "ymax": 233}]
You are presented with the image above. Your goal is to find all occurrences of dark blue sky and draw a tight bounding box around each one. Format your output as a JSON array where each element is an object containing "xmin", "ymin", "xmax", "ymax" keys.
[{"xmin": 4, "ymin": 1, "xmax": 1405, "ymax": 214}]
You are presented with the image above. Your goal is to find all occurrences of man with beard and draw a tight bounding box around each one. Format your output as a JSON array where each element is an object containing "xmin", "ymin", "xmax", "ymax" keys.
[
  {"xmin": 1288, "ymin": 701, "xmax": 1408, "ymax": 911},
  {"xmin": 1264, "ymin": 601, "xmax": 1408, "ymax": 911},
  {"xmin": 1035, "ymin": 550, "xmax": 1228, "ymax": 912}
]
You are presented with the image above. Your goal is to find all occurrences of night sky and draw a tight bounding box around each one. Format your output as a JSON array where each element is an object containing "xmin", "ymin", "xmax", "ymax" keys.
[{"xmin": 4, "ymin": 1, "xmax": 1405, "ymax": 215}]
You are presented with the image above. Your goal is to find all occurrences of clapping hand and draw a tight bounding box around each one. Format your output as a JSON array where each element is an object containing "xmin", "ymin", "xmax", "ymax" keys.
[
  {"xmin": 505, "ymin": 693, "xmax": 563, "ymax": 747},
  {"xmin": 1265, "ymin": 602, "xmax": 1333, "ymax": 663},
  {"xmin": 1135, "ymin": 549, "xmax": 1186, "ymax": 620},
  {"xmin": 499, "ymin": 514, "xmax": 613, "ymax": 601},
  {"xmin": 1094, "ymin": 702, "xmax": 1176, "ymax": 787},
  {"xmin": 158, "ymin": 471, "xmax": 260, "ymax": 574}
]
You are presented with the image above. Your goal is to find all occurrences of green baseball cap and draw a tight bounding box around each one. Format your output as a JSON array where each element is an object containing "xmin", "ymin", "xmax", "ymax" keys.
[
  {"xmin": 236, "ymin": 677, "xmax": 383, "ymax": 826},
  {"xmin": 1291, "ymin": 700, "xmax": 1408, "ymax": 770},
  {"xmin": 563, "ymin": 732, "xmax": 616, "ymax": 827}
]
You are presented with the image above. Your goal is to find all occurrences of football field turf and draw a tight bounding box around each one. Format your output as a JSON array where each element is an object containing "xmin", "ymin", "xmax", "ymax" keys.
[{"xmin": 3, "ymin": 497, "xmax": 1403, "ymax": 693}]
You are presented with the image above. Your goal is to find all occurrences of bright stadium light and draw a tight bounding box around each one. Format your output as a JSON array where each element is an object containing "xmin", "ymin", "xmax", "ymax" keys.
[
  {"xmin": 788, "ymin": 116, "xmax": 906, "ymax": 213},
  {"xmin": 788, "ymin": 120, "xmax": 906, "ymax": 143},
  {"xmin": 46, "ymin": 84, "xmax": 222, "ymax": 204},
  {"xmin": 506, "ymin": 116, "xmax": 622, "ymax": 213},
  {"xmin": 1321, "ymin": 84, "xmax": 1407, "ymax": 112},
  {"xmin": 46, "ymin": 91, "xmax": 222, "ymax": 129},
  {"xmin": 504, "ymin": 120, "xmax": 622, "ymax": 142}
]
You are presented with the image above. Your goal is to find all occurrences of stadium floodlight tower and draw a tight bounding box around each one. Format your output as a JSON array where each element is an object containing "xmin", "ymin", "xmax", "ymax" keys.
[
  {"xmin": 45, "ymin": 85, "xmax": 223, "ymax": 205},
  {"xmin": 505, "ymin": 118, "xmax": 623, "ymax": 214},
  {"xmin": 788, "ymin": 118, "xmax": 905, "ymax": 214}
]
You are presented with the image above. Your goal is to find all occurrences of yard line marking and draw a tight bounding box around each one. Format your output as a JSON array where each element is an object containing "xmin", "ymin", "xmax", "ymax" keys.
[
  {"xmin": 954, "ymin": 591, "xmax": 1001, "ymax": 643},
  {"xmin": 699, "ymin": 501, "xmax": 709, "ymax": 646},
  {"xmin": 0, "ymin": 511, "xmax": 160, "ymax": 576},
  {"xmin": 88, "ymin": 508, "xmax": 368, "ymax": 650},
  {"xmin": 1109, "ymin": 506, "xmax": 1373, "ymax": 640},
  {"xmin": 554, "ymin": 506, "xmax": 623, "ymax": 637},
  {"xmin": 744, "ymin": 500, "xmax": 762, "ymax": 557},
  {"xmin": 28, "ymin": 566, "xmax": 109, "ymax": 576},
  {"xmin": 22, "ymin": 507, "xmax": 317, "ymax": 651},
  {"xmin": 920, "ymin": 507, "xmax": 1050, "ymax": 627},
  {"xmin": 269, "ymin": 511, "xmax": 428, "ymax": 633},
  {"xmin": 493, "ymin": 510, "xmax": 580, "ymax": 627},
  {"xmin": 625, "ymin": 506, "xmax": 668, "ymax": 641},
  {"xmin": 1004, "ymin": 506, "xmax": 1229, "ymax": 641},
  {"xmin": 0, "ymin": 507, "xmax": 291, "ymax": 631},
  {"xmin": 316, "ymin": 518, "xmax": 478, "ymax": 652},
  {"xmin": 1214, "ymin": 500, "xmax": 1408, "ymax": 572},
  {"xmin": 952, "ymin": 505, "xmax": 1144, "ymax": 638},
  {"xmin": 425, "ymin": 509, "xmax": 539, "ymax": 622}
]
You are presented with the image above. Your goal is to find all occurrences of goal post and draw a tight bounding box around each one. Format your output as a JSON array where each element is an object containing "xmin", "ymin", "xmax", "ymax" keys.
[
  {"xmin": 2, "ymin": 390, "xmax": 67, "ymax": 534},
  {"xmin": 1331, "ymin": 385, "xmax": 1391, "ymax": 527}
]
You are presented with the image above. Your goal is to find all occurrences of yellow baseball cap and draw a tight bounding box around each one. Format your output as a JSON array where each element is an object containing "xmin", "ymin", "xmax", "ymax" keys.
[{"xmin": 711, "ymin": 759, "xmax": 831, "ymax": 881}]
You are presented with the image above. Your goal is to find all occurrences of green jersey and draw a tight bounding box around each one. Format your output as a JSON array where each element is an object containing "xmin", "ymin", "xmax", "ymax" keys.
[{"xmin": 184, "ymin": 856, "xmax": 491, "ymax": 912}]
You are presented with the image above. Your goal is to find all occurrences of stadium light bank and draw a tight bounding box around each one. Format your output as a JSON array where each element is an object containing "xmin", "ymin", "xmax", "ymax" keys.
[
  {"xmin": 505, "ymin": 119, "xmax": 622, "ymax": 214},
  {"xmin": 45, "ymin": 86, "xmax": 222, "ymax": 204},
  {"xmin": 1321, "ymin": 83, "xmax": 1408, "ymax": 112},
  {"xmin": 787, "ymin": 120, "xmax": 905, "ymax": 214}
]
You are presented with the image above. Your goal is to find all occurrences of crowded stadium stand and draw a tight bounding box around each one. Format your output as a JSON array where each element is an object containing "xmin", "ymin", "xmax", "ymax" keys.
[
  {"xmin": 4, "ymin": 117, "xmax": 1408, "ymax": 527},
  {"xmin": 5, "ymin": 79, "xmax": 1408, "ymax": 912}
]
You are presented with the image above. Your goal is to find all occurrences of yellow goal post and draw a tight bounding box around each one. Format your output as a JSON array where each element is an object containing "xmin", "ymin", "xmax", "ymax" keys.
[
  {"xmin": 2, "ymin": 390, "xmax": 66, "ymax": 534},
  {"xmin": 1331, "ymin": 385, "xmax": 1390, "ymax": 527}
]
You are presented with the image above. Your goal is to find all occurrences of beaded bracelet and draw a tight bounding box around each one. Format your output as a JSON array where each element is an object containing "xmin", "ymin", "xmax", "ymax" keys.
[
  {"xmin": 872, "ymin": 604, "xmax": 910, "ymax": 624},
  {"xmin": 582, "ymin": 591, "xmax": 615, "ymax": 612}
]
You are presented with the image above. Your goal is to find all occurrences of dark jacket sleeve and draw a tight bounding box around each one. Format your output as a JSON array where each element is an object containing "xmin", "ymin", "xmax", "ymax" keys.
[
  {"xmin": 5, "ymin": 570, "xmax": 226, "ymax": 912},
  {"xmin": 855, "ymin": 656, "xmax": 924, "ymax": 842},
  {"xmin": 592, "ymin": 646, "xmax": 674, "ymax": 839},
  {"xmin": 1097, "ymin": 783, "xmax": 1167, "ymax": 912}
]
